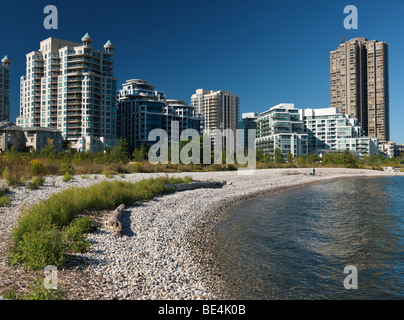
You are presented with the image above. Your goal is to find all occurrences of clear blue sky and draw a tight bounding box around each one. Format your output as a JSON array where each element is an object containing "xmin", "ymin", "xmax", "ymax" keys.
[{"xmin": 2, "ymin": 0, "xmax": 403, "ymax": 143}]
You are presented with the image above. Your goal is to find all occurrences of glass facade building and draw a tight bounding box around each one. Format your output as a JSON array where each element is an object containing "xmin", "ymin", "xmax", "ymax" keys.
[
  {"xmin": 256, "ymin": 103, "xmax": 308, "ymax": 159},
  {"xmin": 237, "ymin": 112, "xmax": 257, "ymax": 150},
  {"xmin": 117, "ymin": 79, "xmax": 204, "ymax": 148},
  {"xmin": 299, "ymin": 107, "xmax": 379, "ymax": 157}
]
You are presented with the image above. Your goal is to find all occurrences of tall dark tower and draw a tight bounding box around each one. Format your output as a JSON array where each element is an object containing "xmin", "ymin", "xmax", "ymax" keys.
[{"xmin": 330, "ymin": 38, "xmax": 389, "ymax": 141}]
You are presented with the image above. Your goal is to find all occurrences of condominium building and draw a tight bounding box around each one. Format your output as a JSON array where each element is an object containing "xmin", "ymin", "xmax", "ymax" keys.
[
  {"xmin": 166, "ymin": 99, "xmax": 204, "ymax": 134},
  {"xmin": 117, "ymin": 79, "xmax": 204, "ymax": 148},
  {"xmin": 256, "ymin": 103, "xmax": 308, "ymax": 159},
  {"xmin": 299, "ymin": 107, "xmax": 379, "ymax": 157},
  {"xmin": 190, "ymin": 89, "xmax": 239, "ymax": 142},
  {"xmin": 330, "ymin": 37, "xmax": 389, "ymax": 141},
  {"xmin": 336, "ymin": 137, "xmax": 379, "ymax": 157},
  {"xmin": 16, "ymin": 34, "xmax": 118, "ymax": 152},
  {"xmin": 378, "ymin": 140, "xmax": 403, "ymax": 158},
  {"xmin": 237, "ymin": 112, "xmax": 257, "ymax": 149},
  {"xmin": 0, "ymin": 56, "xmax": 11, "ymax": 121}
]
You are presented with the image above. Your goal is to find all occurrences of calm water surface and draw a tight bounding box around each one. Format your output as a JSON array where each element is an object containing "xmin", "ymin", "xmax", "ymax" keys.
[{"xmin": 212, "ymin": 176, "xmax": 404, "ymax": 299}]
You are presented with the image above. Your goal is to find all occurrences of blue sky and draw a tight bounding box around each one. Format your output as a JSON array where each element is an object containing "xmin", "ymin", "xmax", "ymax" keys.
[{"xmin": 2, "ymin": 0, "xmax": 403, "ymax": 143}]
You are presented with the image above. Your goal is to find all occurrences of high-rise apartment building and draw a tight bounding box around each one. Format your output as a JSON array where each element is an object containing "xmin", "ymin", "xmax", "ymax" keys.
[
  {"xmin": 190, "ymin": 89, "xmax": 239, "ymax": 138},
  {"xmin": 0, "ymin": 55, "xmax": 11, "ymax": 121},
  {"xmin": 117, "ymin": 79, "xmax": 166, "ymax": 148},
  {"xmin": 330, "ymin": 37, "xmax": 389, "ymax": 141},
  {"xmin": 117, "ymin": 79, "xmax": 204, "ymax": 148},
  {"xmin": 166, "ymin": 99, "xmax": 204, "ymax": 135},
  {"xmin": 16, "ymin": 34, "xmax": 118, "ymax": 152}
]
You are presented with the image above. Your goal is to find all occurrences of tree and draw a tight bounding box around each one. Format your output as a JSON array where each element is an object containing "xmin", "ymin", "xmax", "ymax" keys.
[
  {"xmin": 40, "ymin": 138, "xmax": 56, "ymax": 157},
  {"xmin": 132, "ymin": 148, "xmax": 143, "ymax": 162},
  {"xmin": 62, "ymin": 140, "xmax": 71, "ymax": 151},
  {"xmin": 140, "ymin": 143, "xmax": 149, "ymax": 160},
  {"xmin": 274, "ymin": 148, "xmax": 284, "ymax": 164},
  {"xmin": 111, "ymin": 138, "xmax": 130, "ymax": 163},
  {"xmin": 256, "ymin": 147, "xmax": 270, "ymax": 163},
  {"xmin": 132, "ymin": 143, "xmax": 150, "ymax": 162},
  {"xmin": 286, "ymin": 151, "xmax": 293, "ymax": 163},
  {"xmin": 340, "ymin": 149, "xmax": 359, "ymax": 168}
]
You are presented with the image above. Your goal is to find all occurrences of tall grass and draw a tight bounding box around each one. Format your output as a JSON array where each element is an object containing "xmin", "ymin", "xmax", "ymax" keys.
[
  {"xmin": 0, "ymin": 186, "xmax": 12, "ymax": 207},
  {"xmin": 3, "ymin": 277, "xmax": 66, "ymax": 300},
  {"xmin": 7, "ymin": 176, "xmax": 192, "ymax": 271},
  {"xmin": 27, "ymin": 176, "xmax": 45, "ymax": 190}
]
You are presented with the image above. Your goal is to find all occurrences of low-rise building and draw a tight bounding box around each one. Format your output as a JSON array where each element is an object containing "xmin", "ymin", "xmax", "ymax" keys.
[
  {"xmin": 23, "ymin": 126, "xmax": 63, "ymax": 152},
  {"xmin": 379, "ymin": 140, "xmax": 399, "ymax": 158},
  {"xmin": 0, "ymin": 121, "xmax": 25, "ymax": 151},
  {"xmin": 396, "ymin": 145, "xmax": 404, "ymax": 156},
  {"xmin": 0, "ymin": 121, "xmax": 63, "ymax": 152},
  {"xmin": 336, "ymin": 137, "xmax": 379, "ymax": 157},
  {"xmin": 299, "ymin": 107, "xmax": 379, "ymax": 157}
]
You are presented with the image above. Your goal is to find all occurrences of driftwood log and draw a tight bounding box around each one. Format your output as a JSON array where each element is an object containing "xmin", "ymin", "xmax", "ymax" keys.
[
  {"xmin": 105, "ymin": 204, "xmax": 125, "ymax": 235},
  {"xmin": 168, "ymin": 181, "xmax": 226, "ymax": 192}
]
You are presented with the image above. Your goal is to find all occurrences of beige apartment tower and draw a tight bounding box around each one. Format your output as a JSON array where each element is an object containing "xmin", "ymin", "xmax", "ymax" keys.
[
  {"xmin": 190, "ymin": 89, "xmax": 239, "ymax": 136},
  {"xmin": 330, "ymin": 37, "xmax": 389, "ymax": 141},
  {"xmin": 16, "ymin": 34, "xmax": 118, "ymax": 152}
]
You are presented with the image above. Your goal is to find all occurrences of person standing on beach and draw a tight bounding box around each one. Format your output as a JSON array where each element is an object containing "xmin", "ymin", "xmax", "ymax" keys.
[{"xmin": 312, "ymin": 168, "xmax": 316, "ymax": 175}]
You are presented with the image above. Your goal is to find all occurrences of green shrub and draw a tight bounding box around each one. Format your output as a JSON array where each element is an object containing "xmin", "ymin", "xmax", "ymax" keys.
[
  {"xmin": 0, "ymin": 186, "xmax": 10, "ymax": 197},
  {"xmin": 62, "ymin": 173, "xmax": 74, "ymax": 183},
  {"xmin": 81, "ymin": 175, "xmax": 90, "ymax": 179},
  {"xmin": 64, "ymin": 217, "xmax": 94, "ymax": 253},
  {"xmin": 0, "ymin": 194, "xmax": 12, "ymax": 207},
  {"xmin": 102, "ymin": 170, "xmax": 114, "ymax": 179},
  {"xmin": 3, "ymin": 167, "xmax": 25, "ymax": 186},
  {"xmin": 15, "ymin": 227, "xmax": 67, "ymax": 270},
  {"xmin": 29, "ymin": 159, "xmax": 46, "ymax": 176},
  {"xmin": 27, "ymin": 176, "xmax": 45, "ymax": 190},
  {"xmin": 60, "ymin": 161, "xmax": 74, "ymax": 175},
  {"xmin": 0, "ymin": 186, "xmax": 12, "ymax": 207},
  {"xmin": 70, "ymin": 216, "xmax": 94, "ymax": 233},
  {"xmin": 128, "ymin": 162, "xmax": 142, "ymax": 173},
  {"xmin": 8, "ymin": 176, "xmax": 192, "ymax": 271}
]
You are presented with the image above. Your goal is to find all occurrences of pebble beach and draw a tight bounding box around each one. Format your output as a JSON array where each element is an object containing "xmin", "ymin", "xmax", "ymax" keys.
[{"xmin": 0, "ymin": 168, "xmax": 403, "ymax": 300}]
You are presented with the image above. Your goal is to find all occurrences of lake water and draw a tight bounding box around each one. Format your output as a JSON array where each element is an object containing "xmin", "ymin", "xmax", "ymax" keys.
[{"xmin": 211, "ymin": 176, "xmax": 404, "ymax": 299}]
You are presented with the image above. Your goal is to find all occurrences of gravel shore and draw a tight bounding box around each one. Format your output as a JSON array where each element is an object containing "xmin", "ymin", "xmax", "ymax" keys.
[{"xmin": 0, "ymin": 168, "xmax": 403, "ymax": 299}]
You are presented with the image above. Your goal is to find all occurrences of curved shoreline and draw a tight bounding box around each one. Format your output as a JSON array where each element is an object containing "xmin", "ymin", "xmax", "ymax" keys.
[
  {"xmin": 1, "ymin": 168, "xmax": 403, "ymax": 300},
  {"xmin": 185, "ymin": 171, "xmax": 404, "ymax": 299}
]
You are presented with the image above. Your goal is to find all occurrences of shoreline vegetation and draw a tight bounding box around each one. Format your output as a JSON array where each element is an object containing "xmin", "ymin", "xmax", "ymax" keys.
[
  {"xmin": 0, "ymin": 138, "xmax": 403, "ymax": 188},
  {"xmin": 0, "ymin": 167, "xmax": 403, "ymax": 300},
  {"xmin": 2, "ymin": 176, "xmax": 193, "ymax": 299}
]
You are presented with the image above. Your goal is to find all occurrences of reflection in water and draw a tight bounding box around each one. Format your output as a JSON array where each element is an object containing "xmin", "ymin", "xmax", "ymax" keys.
[{"xmin": 212, "ymin": 177, "xmax": 404, "ymax": 299}]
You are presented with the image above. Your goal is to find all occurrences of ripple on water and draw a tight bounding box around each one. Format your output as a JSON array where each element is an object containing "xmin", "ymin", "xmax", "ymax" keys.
[{"xmin": 211, "ymin": 176, "xmax": 404, "ymax": 299}]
